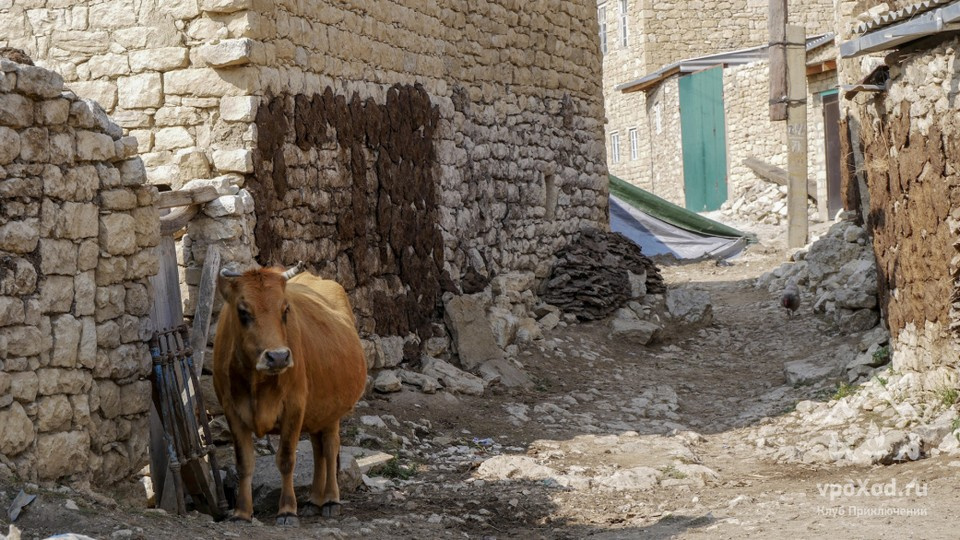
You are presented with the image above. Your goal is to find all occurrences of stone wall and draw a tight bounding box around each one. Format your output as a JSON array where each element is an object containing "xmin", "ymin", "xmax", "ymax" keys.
[
  {"xmin": 722, "ymin": 60, "xmax": 837, "ymax": 220},
  {"xmin": 644, "ymin": 77, "xmax": 684, "ymax": 206},
  {"xmin": 244, "ymin": 1, "xmax": 608, "ymax": 346},
  {"xmin": 723, "ymin": 62, "xmax": 788, "ymax": 200},
  {"xmin": 0, "ymin": 0, "xmax": 265, "ymax": 319},
  {"xmin": 3, "ymin": 0, "xmax": 609, "ymax": 349},
  {"xmin": 854, "ymin": 38, "xmax": 960, "ymax": 390},
  {"xmin": 0, "ymin": 59, "xmax": 159, "ymax": 484}
]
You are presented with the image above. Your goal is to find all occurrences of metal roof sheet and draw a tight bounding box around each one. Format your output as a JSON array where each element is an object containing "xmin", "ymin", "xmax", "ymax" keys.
[
  {"xmin": 853, "ymin": 0, "xmax": 953, "ymax": 34},
  {"xmin": 616, "ymin": 34, "xmax": 834, "ymax": 93}
]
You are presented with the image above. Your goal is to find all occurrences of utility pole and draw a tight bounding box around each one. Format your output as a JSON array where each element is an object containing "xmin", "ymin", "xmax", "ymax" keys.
[
  {"xmin": 768, "ymin": 0, "xmax": 787, "ymax": 121},
  {"xmin": 785, "ymin": 24, "xmax": 808, "ymax": 248},
  {"xmin": 769, "ymin": 0, "xmax": 808, "ymax": 248}
]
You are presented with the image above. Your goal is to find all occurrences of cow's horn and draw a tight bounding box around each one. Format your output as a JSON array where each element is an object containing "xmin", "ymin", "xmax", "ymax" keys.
[
  {"xmin": 281, "ymin": 261, "xmax": 305, "ymax": 280},
  {"xmin": 220, "ymin": 267, "xmax": 242, "ymax": 278}
]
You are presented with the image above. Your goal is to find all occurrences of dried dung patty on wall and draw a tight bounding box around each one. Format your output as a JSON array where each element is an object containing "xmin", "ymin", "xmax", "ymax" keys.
[
  {"xmin": 250, "ymin": 84, "xmax": 445, "ymax": 341},
  {"xmin": 541, "ymin": 227, "xmax": 665, "ymax": 320}
]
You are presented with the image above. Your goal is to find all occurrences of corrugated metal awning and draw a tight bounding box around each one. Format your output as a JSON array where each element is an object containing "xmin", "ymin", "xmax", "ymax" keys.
[
  {"xmin": 841, "ymin": 1, "xmax": 960, "ymax": 57},
  {"xmin": 853, "ymin": 0, "xmax": 953, "ymax": 34}
]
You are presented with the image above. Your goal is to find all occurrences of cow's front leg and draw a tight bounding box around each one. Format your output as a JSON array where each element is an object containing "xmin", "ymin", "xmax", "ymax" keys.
[
  {"xmin": 226, "ymin": 412, "xmax": 255, "ymax": 522},
  {"xmin": 275, "ymin": 409, "xmax": 304, "ymax": 527}
]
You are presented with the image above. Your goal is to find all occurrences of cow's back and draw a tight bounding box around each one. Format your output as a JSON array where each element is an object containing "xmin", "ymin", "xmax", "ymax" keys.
[{"xmin": 287, "ymin": 273, "xmax": 367, "ymax": 430}]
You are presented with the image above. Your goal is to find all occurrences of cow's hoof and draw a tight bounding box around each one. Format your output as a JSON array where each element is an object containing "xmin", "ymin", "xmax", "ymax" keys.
[
  {"xmin": 227, "ymin": 513, "xmax": 252, "ymax": 523},
  {"xmin": 321, "ymin": 502, "xmax": 342, "ymax": 518},
  {"xmin": 299, "ymin": 502, "xmax": 323, "ymax": 517},
  {"xmin": 276, "ymin": 513, "xmax": 300, "ymax": 527},
  {"xmin": 300, "ymin": 501, "xmax": 341, "ymax": 517}
]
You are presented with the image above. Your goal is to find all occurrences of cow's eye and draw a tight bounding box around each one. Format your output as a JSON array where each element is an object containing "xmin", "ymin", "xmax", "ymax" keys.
[
  {"xmin": 282, "ymin": 305, "xmax": 290, "ymax": 324},
  {"xmin": 238, "ymin": 306, "xmax": 254, "ymax": 325}
]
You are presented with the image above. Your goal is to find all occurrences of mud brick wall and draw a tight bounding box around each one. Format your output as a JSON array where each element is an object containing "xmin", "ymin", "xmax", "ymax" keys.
[
  {"xmin": 247, "ymin": 1, "xmax": 609, "ymax": 344},
  {"xmin": 0, "ymin": 60, "xmax": 159, "ymax": 485},
  {"xmin": 855, "ymin": 38, "xmax": 960, "ymax": 390}
]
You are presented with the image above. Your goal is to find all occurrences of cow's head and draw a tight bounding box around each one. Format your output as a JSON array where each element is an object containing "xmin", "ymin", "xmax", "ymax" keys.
[{"xmin": 218, "ymin": 262, "xmax": 305, "ymax": 375}]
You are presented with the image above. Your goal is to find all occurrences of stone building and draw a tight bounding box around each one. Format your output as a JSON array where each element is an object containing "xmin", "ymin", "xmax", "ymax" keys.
[
  {"xmin": 0, "ymin": 0, "xmax": 609, "ymax": 484},
  {"xmin": 0, "ymin": 59, "xmax": 159, "ymax": 485},
  {"xmin": 836, "ymin": 0, "xmax": 960, "ymax": 391},
  {"xmin": 1, "ymin": 0, "xmax": 609, "ymax": 348},
  {"xmin": 598, "ymin": 0, "xmax": 839, "ymax": 216}
]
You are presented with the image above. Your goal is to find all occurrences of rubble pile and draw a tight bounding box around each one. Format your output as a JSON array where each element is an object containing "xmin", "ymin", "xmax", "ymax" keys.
[
  {"xmin": 745, "ymin": 358, "xmax": 960, "ymax": 467},
  {"xmin": 720, "ymin": 182, "xmax": 819, "ymax": 225},
  {"xmin": 758, "ymin": 212, "xmax": 880, "ymax": 333},
  {"xmin": 540, "ymin": 227, "xmax": 664, "ymax": 320}
]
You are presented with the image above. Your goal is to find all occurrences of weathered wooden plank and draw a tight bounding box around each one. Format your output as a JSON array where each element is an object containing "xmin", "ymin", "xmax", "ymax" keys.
[
  {"xmin": 806, "ymin": 60, "xmax": 837, "ymax": 75},
  {"xmin": 159, "ymin": 205, "xmax": 201, "ymax": 236},
  {"xmin": 190, "ymin": 245, "xmax": 220, "ymax": 375},
  {"xmin": 147, "ymin": 233, "xmax": 185, "ymax": 515},
  {"xmin": 157, "ymin": 186, "xmax": 219, "ymax": 209},
  {"xmin": 149, "ymin": 236, "xmax": 184, "ymax": 332},
  {"xmin": 744, "ymin": 156, "xmax": 817, "ymax": 201},
  {"xmin": 768, "ymin": 0, "xmax": 787, "ymax": 121},
  {"xmin": 838, "ymin": 117, "xmax": 863, "ymax": 224}
]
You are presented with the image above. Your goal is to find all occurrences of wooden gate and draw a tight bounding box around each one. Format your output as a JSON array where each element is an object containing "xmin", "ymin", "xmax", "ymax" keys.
[
  {"xmin": 822, "ymin": 90, "xmax": 843, "ymax": 218},
  {"xmin": 679, "ymin": 66, "xmax": 728, "ymax": 212}
]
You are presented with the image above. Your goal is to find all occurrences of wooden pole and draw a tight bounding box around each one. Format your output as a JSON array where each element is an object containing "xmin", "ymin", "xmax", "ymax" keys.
[
  {"xmin": 786, "ymin": 25, "xmax": 808, "ymax": 248},
  {"xmin": 768, "ymin": 0, "xmax": 787, "ymax": 121}
]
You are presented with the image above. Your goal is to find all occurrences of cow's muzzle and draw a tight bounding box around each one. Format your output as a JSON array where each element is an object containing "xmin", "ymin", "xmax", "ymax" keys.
[{"xmin": 257, "ymin": 348, "xmax": 293, "ymax": 374}]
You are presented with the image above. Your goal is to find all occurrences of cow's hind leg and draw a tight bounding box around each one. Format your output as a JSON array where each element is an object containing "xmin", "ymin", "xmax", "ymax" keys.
[
  {"xmin": 275, "ymin": 411, "xmax": 304, "ymax": 527},
  {"xmin": 300, "ymin": 431, "xmax": 328, "ymax": 517},
  {"xmin": 303, "ymin": 421, "xmax": 342, "ymax": 517}
]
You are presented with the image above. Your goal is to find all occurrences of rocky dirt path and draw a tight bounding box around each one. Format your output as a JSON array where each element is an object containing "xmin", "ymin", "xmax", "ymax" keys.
[{"xmin": 3, "ymin": 242, "xmax": 957, "ymax": 539}]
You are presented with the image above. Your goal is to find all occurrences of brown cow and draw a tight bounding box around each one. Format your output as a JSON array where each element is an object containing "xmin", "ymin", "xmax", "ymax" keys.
[{"xmin": 213, "ymin": 263, "xmax": 367, "ymax": 526}]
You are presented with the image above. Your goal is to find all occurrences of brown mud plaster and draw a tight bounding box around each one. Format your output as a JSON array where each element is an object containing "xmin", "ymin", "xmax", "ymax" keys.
[
  {"xmin": 251, "ymin": 84, "xmax": 445, "ymax": 342},
  {"xmin": 860, "ymin": 99, "xmax": 960, "ymax": 339}
]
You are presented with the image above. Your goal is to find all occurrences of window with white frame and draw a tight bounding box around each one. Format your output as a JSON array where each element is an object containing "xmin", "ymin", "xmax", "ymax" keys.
[
  {"xmin": 629, "ymin": 128, "xmax": 638, "ymax": 160},
  {"xmin": 619, "ymin": 0, "xmax": 628, "ymax": 47},
  {"xmin": 598, "ymin": 4, "xmax": 608, "ymax": 55},
  {"xmin": 611, "ymin": 132, "xmax": 620, "ymax": 164}
]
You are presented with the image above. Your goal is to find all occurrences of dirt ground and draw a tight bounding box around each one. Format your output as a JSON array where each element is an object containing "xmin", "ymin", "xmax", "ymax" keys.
[{"xmin": 3, "ymin": 222, "xmax": 957, "ymax": 540}]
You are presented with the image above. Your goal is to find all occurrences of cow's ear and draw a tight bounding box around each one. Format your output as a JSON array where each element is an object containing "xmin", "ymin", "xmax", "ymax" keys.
[{"xmin": 218, "ymin": 268, "xmax": 241, "ymax": 304}]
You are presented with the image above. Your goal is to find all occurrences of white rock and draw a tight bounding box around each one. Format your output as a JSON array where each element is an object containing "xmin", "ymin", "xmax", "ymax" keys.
[
  {"xmin": 598, "ymin": 467, "xmax": 660, "ymax": 491},
  {"xmin": 396, "ymin": 369, "xmax": 440, "ymax": 393},
  {"xmin": 421, "ymin": 356, "xmax": 484, "ymax": 396},
  {"xmin": 201, "ymin": 0, "xmax": 253, "ymax": 13},
  {"xmin": 475, "ymin": 455, "xmax": 557, "ymax": 481},
  {"xmin": 220, "ymin": 96, "xmax": 258, "ymax": 122},
  {"xmin": 372, "ymin": 371, "xmax": 402, "ymax": 393},
  {"xmin": 117, "ymin": 73, "xmax": 163, "ymax": 109},
  {"xmin": 199, "ymin": 38, "xmax": 254, "ymax": 67},
  {"xmin": 212, "ymin": 149, "xmax": 253, "ymax": 173}
]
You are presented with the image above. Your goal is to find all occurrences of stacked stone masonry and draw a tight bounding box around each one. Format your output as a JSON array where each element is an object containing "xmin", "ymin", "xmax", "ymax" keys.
[
  {"xmin": 0, "ymin": 60, "xmax": 159, "ymax": 485},
  {"xmin": 245, "ymin": 0, "xmax": 609, "ymax": 346},
  {"xmin": 3, "ymin": 1, "xmax": 609, "ymax": 350}
]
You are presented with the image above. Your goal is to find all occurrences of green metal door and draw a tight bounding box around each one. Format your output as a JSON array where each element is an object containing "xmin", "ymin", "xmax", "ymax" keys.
[{"xmin": 679, "ymin": 67, "xmax": 728, "ymax": 211}]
